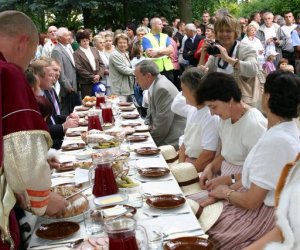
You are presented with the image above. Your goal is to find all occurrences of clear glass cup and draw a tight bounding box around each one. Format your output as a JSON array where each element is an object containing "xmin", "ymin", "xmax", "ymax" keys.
[
  {"xmin": 119, "ymin": 184, "xmax": 143, "ymax": 208},
  {"xmin": 84, "ymin": 209, "xmax": 103, "ymax": 235},
  {"xmin": 147, "ymin": 226, "xmax": 163, "ymax": 250}
]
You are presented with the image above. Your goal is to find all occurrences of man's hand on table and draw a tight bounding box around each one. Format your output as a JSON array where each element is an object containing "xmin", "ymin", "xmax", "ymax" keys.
[
  {"xmin": 48, "ymin": 157, "xmax": 61, "ymax": 170},
  {"xmin": 68, "ymin": 112, "xmax": 79, "ymax": 120},
  {"xmin": 45, "ymin": 192, "xmax": 69, "ymax": 217},
  {"xmin": 63, "ymin": 118, "xmax": 79, "ymax": 132}
]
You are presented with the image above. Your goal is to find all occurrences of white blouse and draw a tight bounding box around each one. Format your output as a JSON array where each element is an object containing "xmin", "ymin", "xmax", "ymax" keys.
[
  {"xmin": 171, "ymin": 92, "xmax": 219, "ymax": 158},
  {"xmin": 79, "ymin": 46, "xmax": 96, "ymax": 71},
  {"xmin": 219, "ymin": 108, "xmax": 267, "ymax": 165},
  {"xmin": 242, "ymin": 121, "xmax": 300, "ymax": 206}
]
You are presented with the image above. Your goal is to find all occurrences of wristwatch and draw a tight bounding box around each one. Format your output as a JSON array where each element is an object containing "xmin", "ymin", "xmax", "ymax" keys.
[{"xmin": 231, "ymin": 174, "xmax": 236, "ymax": 184}]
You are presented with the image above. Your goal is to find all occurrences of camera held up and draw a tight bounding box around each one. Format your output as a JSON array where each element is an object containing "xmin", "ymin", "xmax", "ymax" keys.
[{"xmin": 206, "ymin": 41, "xmax": 221, "ymax": 56}]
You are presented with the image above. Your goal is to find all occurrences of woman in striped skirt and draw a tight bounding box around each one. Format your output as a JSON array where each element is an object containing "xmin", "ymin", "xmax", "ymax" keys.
[
  {"xmin": 196, "ymin": 72, "xmax": 267, "ymax": 208},
  {"xmin": 199, "ymin": 71, "xmax": 300, "ymax": 249}
]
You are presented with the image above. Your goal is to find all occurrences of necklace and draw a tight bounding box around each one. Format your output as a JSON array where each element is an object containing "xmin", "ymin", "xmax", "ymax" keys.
[{"xmin": 231, "ymin": 103, "xmax": 248, "ymax": 123}]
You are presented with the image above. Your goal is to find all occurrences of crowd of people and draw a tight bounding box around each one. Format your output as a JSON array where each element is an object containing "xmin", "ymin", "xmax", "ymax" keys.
[{"xmin": 0, "ymin": 7, "xmax": 300, "ymax": 250}]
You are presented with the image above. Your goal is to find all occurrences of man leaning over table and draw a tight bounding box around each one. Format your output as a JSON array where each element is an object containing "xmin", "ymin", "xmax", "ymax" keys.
[
  {"xmin": 0, "ymin": 11, "xmax": 68, "ymax": 249},
  {"xmin": 30, "ymin": 58, "xmax": 79, "ymax": 150},
  {"xmin": 134, "ymin": 60, "xmax": 186, "ymax": 149}
]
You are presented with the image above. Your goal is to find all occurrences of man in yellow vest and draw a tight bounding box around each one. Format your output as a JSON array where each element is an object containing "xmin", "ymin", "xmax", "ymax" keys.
[{"xmin": 142, "ymin": 17, "xmax": 174, "ymax": 83}]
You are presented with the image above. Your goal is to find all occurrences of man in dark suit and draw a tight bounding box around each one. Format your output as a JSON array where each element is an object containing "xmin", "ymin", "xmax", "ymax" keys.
[
  {"xmin": 31, "ymin": 58, "xmax": 79, "ymax": 149},
  {"xmin": 51, "ymin": 27, "xmax": 80, "ymax": 115},
  {"xmin": 183, "ymin": 23, "xmax": 204, "ymax": 66},
  {"xmin": 134, "ymin": 60, "xmax": 186, "ymax": 149}
]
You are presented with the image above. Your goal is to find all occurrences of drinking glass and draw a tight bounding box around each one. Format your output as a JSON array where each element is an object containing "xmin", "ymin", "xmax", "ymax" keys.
[
  {"xmin": 88, "ymin": 109, "xmax": 103, "ymax": 131},
  {"xmin": 84, "ymin": 209, "xmax": 103, "ymax": 235},
  {"xmin": 96, "ymin": 92, "xmax": 106, "ymax": 109},
  {"xmin": 147, "ymin": 226, "xmax": 163, "ymax": 250},
  {"xmin": 101, "ymin": 103, "xmax": 114, "ymax": 124}
]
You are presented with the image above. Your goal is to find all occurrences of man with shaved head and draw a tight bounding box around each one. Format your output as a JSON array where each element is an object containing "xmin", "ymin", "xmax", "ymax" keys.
[
  {"xmin": 0, "ymin": 11, "xmax": 67, "ymax": 249},
  {"xmin": 142, "ymin": 17, "xmax": 174, "ymax": 82}
]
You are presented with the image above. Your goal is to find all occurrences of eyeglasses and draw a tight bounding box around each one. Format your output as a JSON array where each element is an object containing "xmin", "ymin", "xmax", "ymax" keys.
[{"xmin": 49, "ymin": 30, "xmax": 57, "ymax": 33}]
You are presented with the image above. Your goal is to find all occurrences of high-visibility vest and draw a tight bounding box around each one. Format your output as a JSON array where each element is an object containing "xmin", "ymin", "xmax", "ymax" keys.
[{"xmin": 144, "ymin": 32, "xmax": 174, "ymax": 72}]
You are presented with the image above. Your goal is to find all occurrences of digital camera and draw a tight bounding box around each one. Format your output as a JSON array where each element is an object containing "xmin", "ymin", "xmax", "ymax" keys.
[{"xmin": 206, "ymin": 41, "xmax": 220, "ymax": 56}]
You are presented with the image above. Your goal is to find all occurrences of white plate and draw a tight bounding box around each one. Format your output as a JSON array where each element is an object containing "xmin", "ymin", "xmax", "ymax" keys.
[
  {"xmin": 74, "ymin": 149, "xmax": 95, "ymax": 160},
  {"xmin": 94, "ymin": 193, "xmax": 128, "ymax": 207}
]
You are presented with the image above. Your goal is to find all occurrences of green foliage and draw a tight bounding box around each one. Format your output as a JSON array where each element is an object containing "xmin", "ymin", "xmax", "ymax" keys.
[
  {"xmin": 238, "ymin": 0, "xmax": 300, "ymax": 18},
  {"xmin": 4, "ymin": 0, "xmax": 300, "ymax": 33},
  {"xmin": 192, "ymin": 0, "xmax": 239, "ymax": 21}
]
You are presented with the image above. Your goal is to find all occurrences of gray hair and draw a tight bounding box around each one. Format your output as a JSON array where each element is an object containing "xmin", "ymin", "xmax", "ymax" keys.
[
  {"xmin": 93, "ymin": 34, "xmax": 105, "ymax": 46},
  {"xmin": 136, "ymin": 26, "xmax": 147, "ymax": 34},
  {"xmin": 0, "ymin": 10, "xmax": 38, "ymax": 43},
  {"xmin": 56, "ymin": 27, "xmax": 69, "ymax": 38},
  {"xmin": 185, "ymin": 23, "xmax": 197, "ymax": 32},
  {"xmin": 263, "ymin": 12, "xmax": 274, "ymax": 19},
  {"xmin": 180, "ymin": 67, "xmax": 206, "ymax": 94},
  {"xmin": 135, "ymin": 60, "xmax": 159, "ymax": 76}
]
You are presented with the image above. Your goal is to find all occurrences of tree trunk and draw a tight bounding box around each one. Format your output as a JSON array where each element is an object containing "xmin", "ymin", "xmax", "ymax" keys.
[
  {"xmin": 123, "ymin": 0, "xmax": 129, "ymax": 27},
  {"xmin": 82, "ymin": 8, "xmax": 92, "ymax": 28},
  {"xmin": 178, "ymin": 0, "xmax": 192, "ymax": 23}
]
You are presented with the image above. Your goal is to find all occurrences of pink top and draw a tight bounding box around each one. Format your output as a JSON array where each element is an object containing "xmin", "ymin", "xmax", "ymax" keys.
[
  {"xmin": 170, "ymin": 38, "xmax": 180, "ymax": 70},
  {"xmin": 262, "ymin": 61, "xmax": 276, "ymax": 74}
]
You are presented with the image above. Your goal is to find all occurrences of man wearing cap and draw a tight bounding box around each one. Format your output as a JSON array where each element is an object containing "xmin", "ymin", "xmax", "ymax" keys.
[
  {"xmin": 134, "ymin": 60, "xmax": 186, "ymax": 149},
  {"xmin": 142, "ymin": 17, "xmax": 174, "ymax": 82}
]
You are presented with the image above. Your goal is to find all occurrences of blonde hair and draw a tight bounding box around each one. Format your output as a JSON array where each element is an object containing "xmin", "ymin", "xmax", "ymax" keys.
[
  {"xmin": 113, "ymin": 33, "xmax": 130, "ymax": 46},
  {"xmin": 214, "ymin": 14, "xmax": 241, "ymax": 40},
  {"xmin": 30, "ymin": 58, "xmax": 52, "ymax": 77}
]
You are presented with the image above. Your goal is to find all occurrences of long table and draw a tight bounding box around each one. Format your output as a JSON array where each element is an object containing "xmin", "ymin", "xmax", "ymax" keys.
[{"xmin": 28, "ymin": 98, "xmax": 205, "ymax": 249}]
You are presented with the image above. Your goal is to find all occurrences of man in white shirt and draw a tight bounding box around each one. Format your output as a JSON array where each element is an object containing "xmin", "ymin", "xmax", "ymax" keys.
[
  {"xmin": 281, "ymin": 11, "xmax": 297, "ymax": 66},
  {"xmin": 42, "ymin": 26, "xmax": 58, "ymax": 58},
  {"xmin": 256, "ymin": 12, "xmax": 284, "ymax": 65}
]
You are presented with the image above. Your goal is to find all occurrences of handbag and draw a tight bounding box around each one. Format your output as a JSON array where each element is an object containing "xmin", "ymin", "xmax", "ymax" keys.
[{"xmin": 232, "ymin": 45, "xmax": 264, "ymax": 108}]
